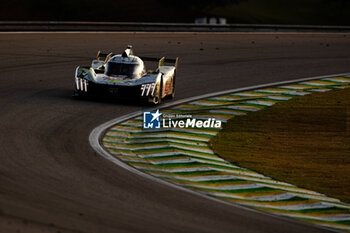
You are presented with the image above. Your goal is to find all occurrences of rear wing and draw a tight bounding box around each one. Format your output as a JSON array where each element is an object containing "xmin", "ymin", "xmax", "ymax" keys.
[
  {"xmin": 140, "ymin": 56, "xmax": 177, "ymax": 63},
  {"xmin": 95, "ymin": 51, "xmax": 179, "ymax": 69},
  {"xmin": 149, "ymin": 57, "xmax": 179, "ymax": 70}
]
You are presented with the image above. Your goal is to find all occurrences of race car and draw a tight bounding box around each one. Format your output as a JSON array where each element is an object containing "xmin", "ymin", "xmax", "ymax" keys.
[{"xmin": 74, "ymin": 45, "xmax": 178, "ymax": 104}]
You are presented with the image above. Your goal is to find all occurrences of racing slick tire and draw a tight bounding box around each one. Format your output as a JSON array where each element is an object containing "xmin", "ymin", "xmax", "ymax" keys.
[{"xmin": 170, "ymin": 76, "xmax": 176, "ymax": 99}]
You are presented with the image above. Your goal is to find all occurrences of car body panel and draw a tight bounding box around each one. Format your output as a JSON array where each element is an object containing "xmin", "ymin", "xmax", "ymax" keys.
[{"xmin": 74, "ymin": 46, "xmax": 178, "ymax": 104}]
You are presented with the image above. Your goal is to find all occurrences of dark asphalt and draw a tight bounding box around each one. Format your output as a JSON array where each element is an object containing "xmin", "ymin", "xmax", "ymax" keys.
[{"xmin": 0, "ymin": 32, "xmax": 349, "ymax": 233}]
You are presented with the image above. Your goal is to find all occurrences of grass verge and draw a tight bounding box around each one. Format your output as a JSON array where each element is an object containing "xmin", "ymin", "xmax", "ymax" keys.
[{"xmin": 210, "ymin": 88, "xmax": 350, "ymax": 203}]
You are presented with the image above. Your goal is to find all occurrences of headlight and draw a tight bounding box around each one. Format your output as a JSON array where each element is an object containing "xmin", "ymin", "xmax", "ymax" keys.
[
  {"xmin": 141, "ymin": 83, "xmax": 156, "ymax": 96},
  {"xmin": 75, "ymin": 77, "xmax": 88, "ymax": 92}
]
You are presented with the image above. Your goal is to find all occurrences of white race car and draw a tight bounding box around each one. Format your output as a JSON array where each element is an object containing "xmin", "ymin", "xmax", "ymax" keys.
[{"xmin": 74, "ymin": 45, "xmax": 178, "ymax": 104}]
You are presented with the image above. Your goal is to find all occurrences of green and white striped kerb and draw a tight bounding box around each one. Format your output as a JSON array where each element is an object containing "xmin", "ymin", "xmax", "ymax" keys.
[{"xmin": 103, "ymin": 76, "xmax": 350, "ymax": 232}]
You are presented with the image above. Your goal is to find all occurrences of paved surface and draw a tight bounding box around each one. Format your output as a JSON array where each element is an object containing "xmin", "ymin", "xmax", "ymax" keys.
[
  {"xmin": 0, "ymin": 32, "xmax": 349, "ymax": 233},
  {"xmin": 101, "ymin": 75, "xmax": 350, "ymax": 231}
]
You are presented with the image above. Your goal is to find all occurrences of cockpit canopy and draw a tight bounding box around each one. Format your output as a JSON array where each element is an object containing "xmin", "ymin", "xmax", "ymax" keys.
[
  {"xmin": 105, "ymin": 63, "xmax": 140, "ymax": 76},
  {"xmin": 105, "ymin": 55, "xmax": 144, "ymax": 78}
]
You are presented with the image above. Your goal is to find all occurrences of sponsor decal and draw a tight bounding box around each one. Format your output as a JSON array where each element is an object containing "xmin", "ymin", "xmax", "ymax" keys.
[
  {"xmin": 77, "ymin": 68, "xmax": 90, "ymax": 78},
  {"xmin": 108, "ymin": 76, "xmax": 126, "ymax": 83},
  {"xmin": 143, "ymin": 110, "xmax": 222, "ymax": 129},
  {"xmin": 110, "ymin": 76, "xmax": 126, "ymax": 80},
  {"xmin": 108, "ymin": 79, "xmax": 124, "ymax": 83}
]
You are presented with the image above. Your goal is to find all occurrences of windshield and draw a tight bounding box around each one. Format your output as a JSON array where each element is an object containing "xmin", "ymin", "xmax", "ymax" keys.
[{"xmin": 105, "ymin": 62, "xmax": 139, "ymax": 76}]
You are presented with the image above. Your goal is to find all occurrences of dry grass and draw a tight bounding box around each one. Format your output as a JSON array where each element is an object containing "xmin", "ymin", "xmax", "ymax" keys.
[{"xmin": 210, "ymin": 88, "xmax": 350, "ymax": 203}]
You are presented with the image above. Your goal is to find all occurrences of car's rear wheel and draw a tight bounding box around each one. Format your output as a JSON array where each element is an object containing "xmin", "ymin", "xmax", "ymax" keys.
[{"xmin": 170, "ymin": 76, "xmax": 176, "ymax": 99}]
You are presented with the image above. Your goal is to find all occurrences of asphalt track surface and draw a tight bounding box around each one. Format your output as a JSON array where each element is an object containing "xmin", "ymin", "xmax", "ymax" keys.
[{"xmin": 0, "ymin": 32, "xmax": 350, "ymax": 233}]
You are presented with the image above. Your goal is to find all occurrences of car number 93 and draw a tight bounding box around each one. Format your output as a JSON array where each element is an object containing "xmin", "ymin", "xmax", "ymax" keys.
[{"xmin": 141, "ymin": 83, "xmax": 156, "ymax": 96}]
